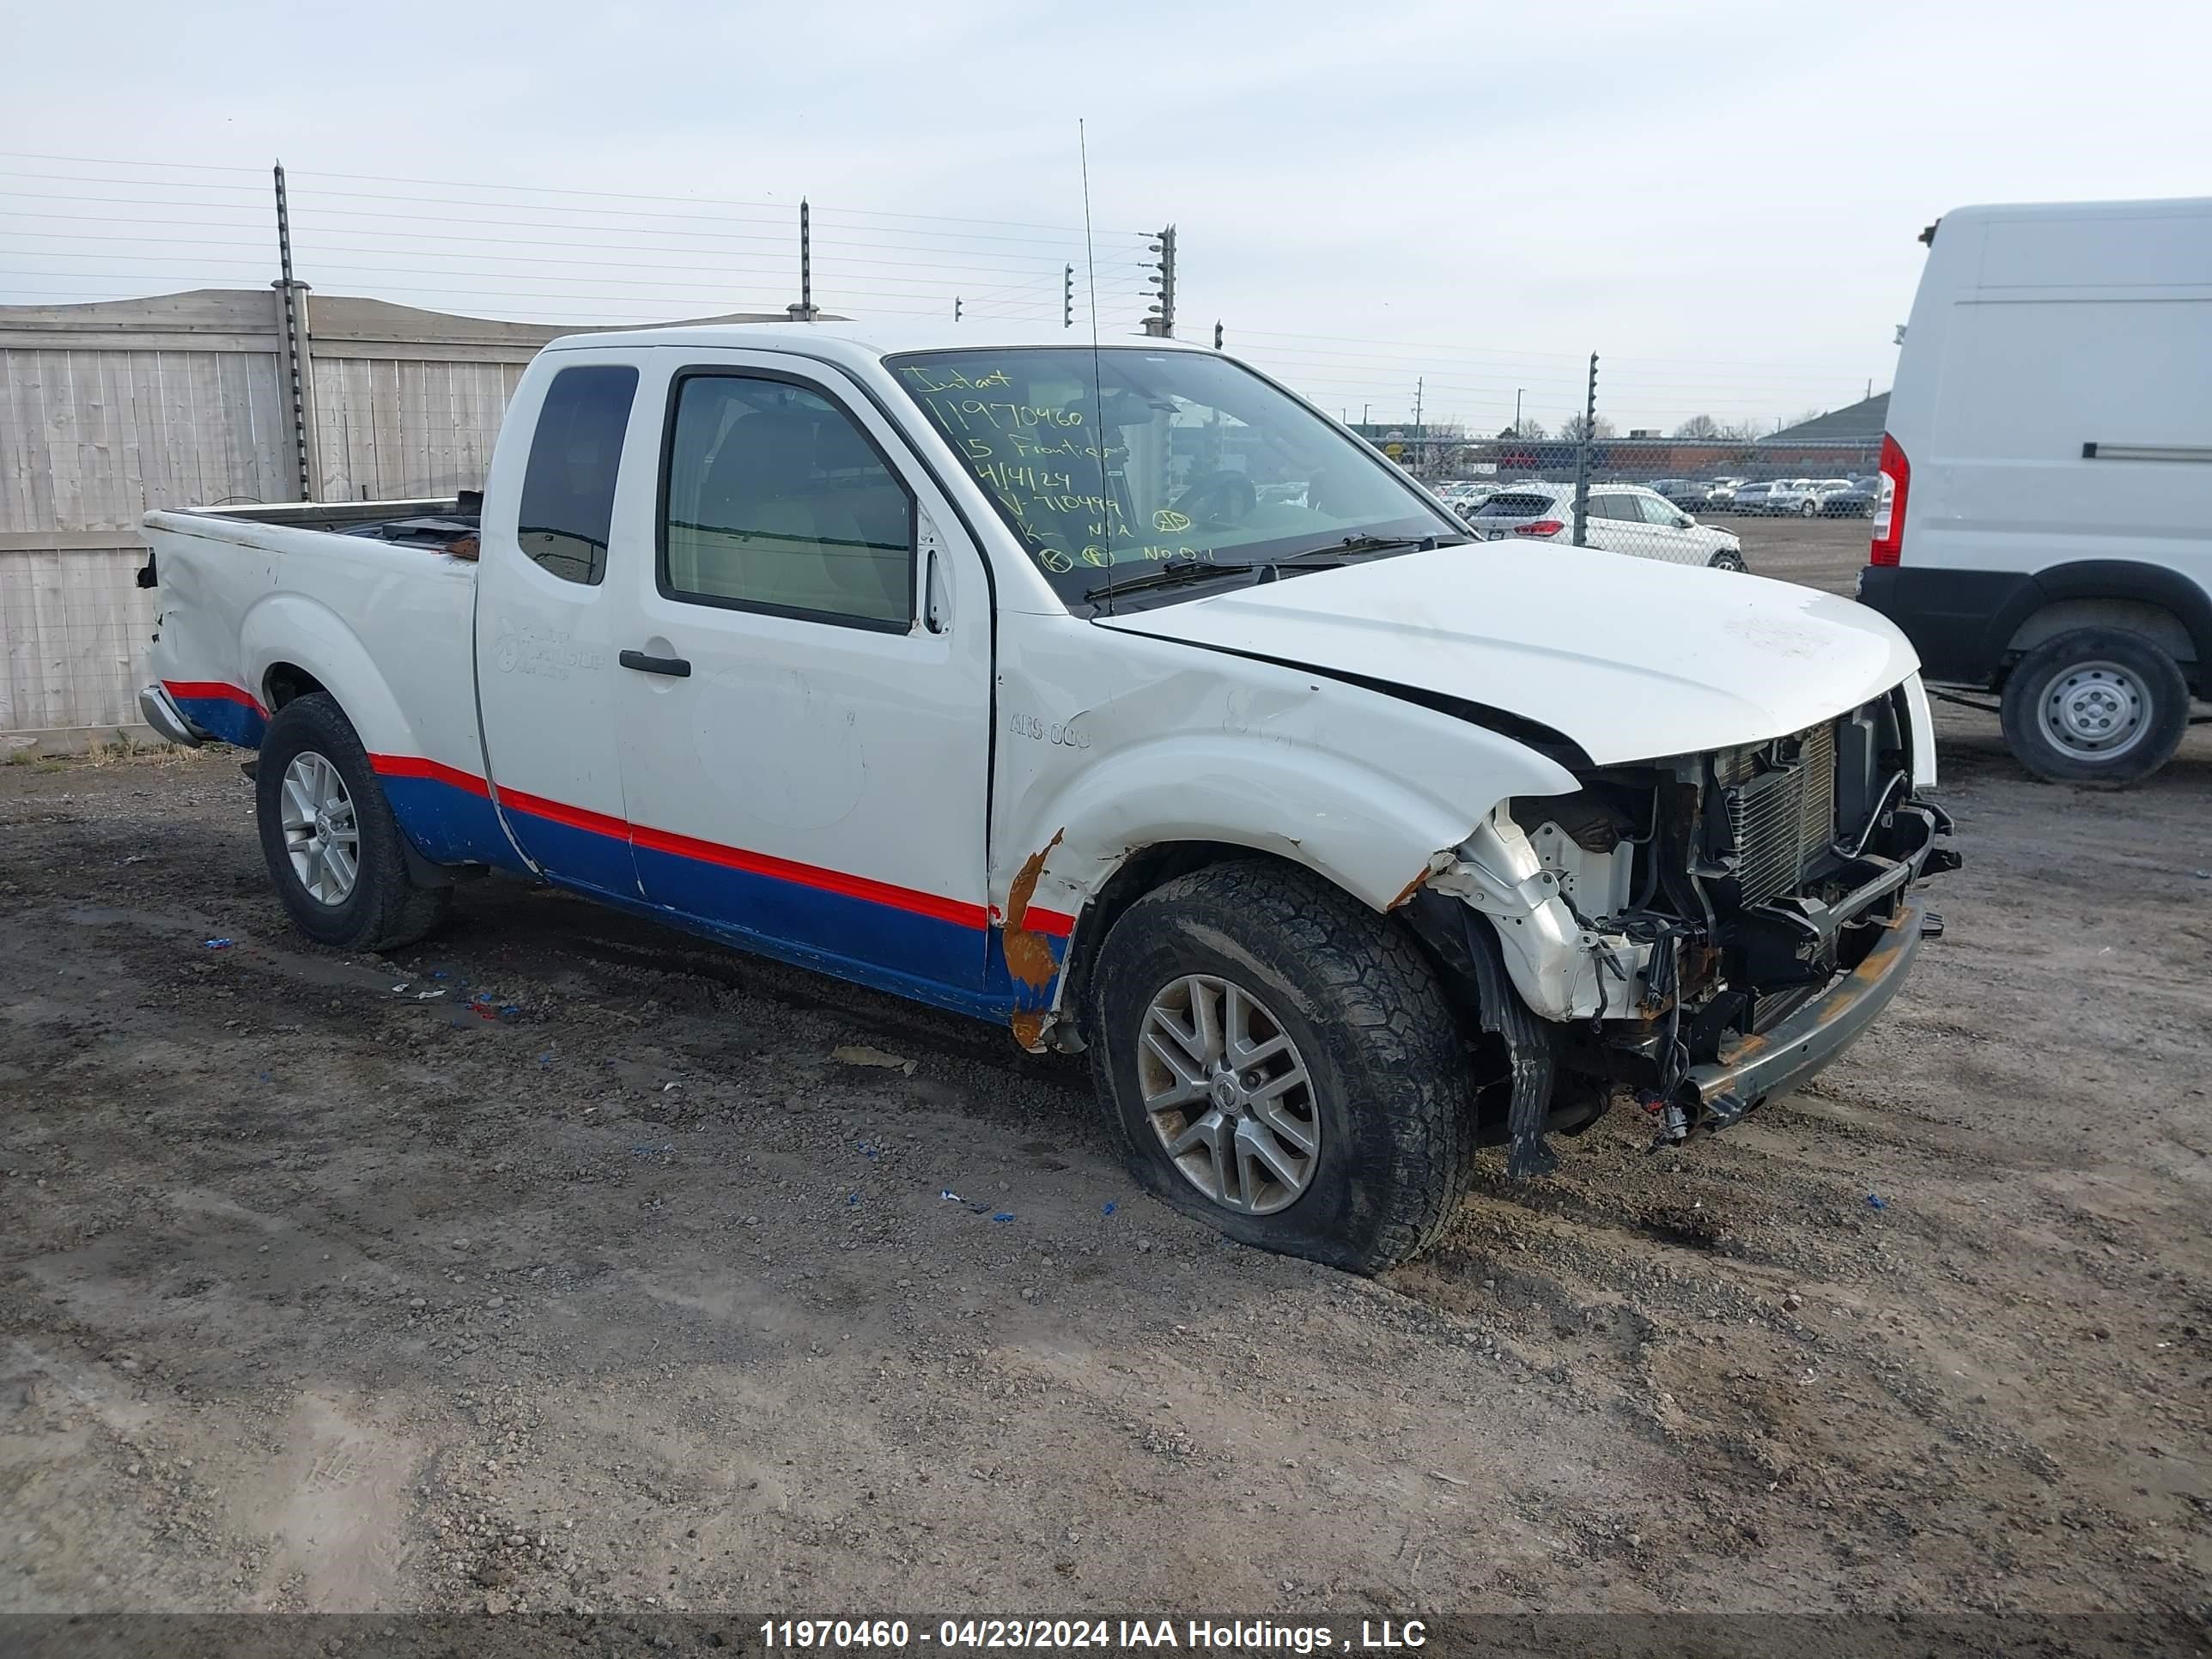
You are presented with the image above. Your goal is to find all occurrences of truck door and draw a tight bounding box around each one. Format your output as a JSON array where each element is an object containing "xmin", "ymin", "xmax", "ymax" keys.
[
  {"xmin": 474, "ymin": 355, "xmax": 647, "ymax": 899},
  {"xmin": 611, "ymin": 356, "xmax": 996, "ymax": 1012}
]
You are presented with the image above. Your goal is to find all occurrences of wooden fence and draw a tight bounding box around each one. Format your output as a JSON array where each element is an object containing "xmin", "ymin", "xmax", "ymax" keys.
[{"xmin": 0, "ymin": 288, "xmax": 780, "ymax": 747}]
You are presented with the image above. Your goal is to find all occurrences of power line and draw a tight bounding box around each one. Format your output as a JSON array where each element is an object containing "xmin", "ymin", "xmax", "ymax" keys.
[{"xmin": 0, "ymin": 151, "xmax": 1155, "ymax": 239}]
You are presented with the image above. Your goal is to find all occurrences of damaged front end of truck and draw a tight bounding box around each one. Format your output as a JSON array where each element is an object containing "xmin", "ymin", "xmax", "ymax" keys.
[{"xmin": 1401, "ymin": 684, "xmax": 1958, "ymax": 1176}]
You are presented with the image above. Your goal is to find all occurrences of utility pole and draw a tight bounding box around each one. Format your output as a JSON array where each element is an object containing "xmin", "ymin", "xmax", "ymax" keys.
[
  {"xmin": 1063, "ymin": 264, "xmax": 1073, "ymax": 328},
  {"xmin": 1513, "ymin": 387, "xmax": 1523, "ymax": 436},
  {"xmin": 954, "ymin": 295, "xmax": 962, "ymax": 323},
  {"xmin": 1413, "ymin": 378, "xmax": 1425, "ymax": 477},
  {"xmin": 1212, "ymin": 319, "xmax": 1223, "ymax": 350}
]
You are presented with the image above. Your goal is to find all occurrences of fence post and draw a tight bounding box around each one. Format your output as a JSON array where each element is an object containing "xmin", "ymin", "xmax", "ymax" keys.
[
  {"xmin": 787, "ymin": 199, "xmax": 819, "ymax": 322},
  {"xmin": 1142, "ymin": 224, "xmax": 1176, "ymax": 337},
  {"xmin": 270, "ymin": 162, "xmax": 320, "ymax": 502},
  {"xmin": 1571, "ymin": 352, "xmax": 1597, "ymax": 547}
]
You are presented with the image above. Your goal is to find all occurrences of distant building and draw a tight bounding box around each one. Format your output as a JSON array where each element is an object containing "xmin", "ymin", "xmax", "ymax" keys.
[
  {"xmin": 1474, "ymin": 392, "xmax": 1892, "ymax": 481},
  {"xmin": 1768, "ymin": 392, "xmax": 1889, "ymax": 443}
]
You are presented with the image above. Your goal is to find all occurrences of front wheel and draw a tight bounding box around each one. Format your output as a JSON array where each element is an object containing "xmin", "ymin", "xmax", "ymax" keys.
[
  {"xmin": 1087, "ymin": 860, "xmax": 1475, "ymax": 1273},
  {"xmin": 1798, "ymin": 499, "xmax": 1818, "ymax": 517},
  {"xmin": 1998, "ymin": 627, "xmax": 2190, "ymax": 786},
  {"xmin": 1707, "ymin": 547, "xmax": 1747, "ymax": 572},
  {"xmin": 256, "ymin": 693, "xmax": 451, "ymax": 949}
]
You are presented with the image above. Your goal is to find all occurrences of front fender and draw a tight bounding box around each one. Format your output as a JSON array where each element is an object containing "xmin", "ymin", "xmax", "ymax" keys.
[
  {"xmin": 990, "ymin": 617, "xmax": 1581, "ymax": 1022},
  {"xmin": 1011, "ymin": 730, "xmax": 1559, "ymax": 921}
]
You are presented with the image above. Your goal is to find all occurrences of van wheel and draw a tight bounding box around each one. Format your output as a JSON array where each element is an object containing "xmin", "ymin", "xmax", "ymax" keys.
[
  {"xmin": 1087, "ymin": 860, "xmax": 1474, "ymax": 1274},
  {"xmin": 1999, "ymin": 628, "xmax": 2189, "ymax": 786},
  {"xmin": 255, "ymin": 693, "xmax": 451, "ymax": 949}
]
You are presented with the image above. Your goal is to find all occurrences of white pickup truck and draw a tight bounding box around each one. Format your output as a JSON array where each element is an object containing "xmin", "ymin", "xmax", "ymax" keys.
[{"xmin": 139, "ymin": 321, "xmax": 1954, "ymax": 1271}]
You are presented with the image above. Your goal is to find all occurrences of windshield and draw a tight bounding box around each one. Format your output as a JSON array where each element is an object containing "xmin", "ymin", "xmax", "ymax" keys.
[{"xmin": 886, "ymin": 346, "xmax": 1460, "ymax": 602}]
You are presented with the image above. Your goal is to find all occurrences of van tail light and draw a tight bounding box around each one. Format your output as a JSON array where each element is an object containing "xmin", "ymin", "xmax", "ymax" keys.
[
  {"xmin": 1869, "ymin": 434, "xmax": 1909, "ymax": 566},
  {"xmin": 1516, "ymin": 519, "xmax": 1565, "ymax": 537}
]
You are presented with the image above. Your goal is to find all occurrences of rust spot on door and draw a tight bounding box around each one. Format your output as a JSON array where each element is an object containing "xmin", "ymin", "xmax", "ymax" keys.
[
  {"xmin": 1001, "ymin": 828, "xmax": 1066, "ymax": 992},
  {"xmin": 1009, "ymin": 1010, "xmax": 1050, "ymax": 1052}
]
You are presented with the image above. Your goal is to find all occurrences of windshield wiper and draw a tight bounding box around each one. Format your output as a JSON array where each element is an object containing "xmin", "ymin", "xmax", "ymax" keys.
[
  {"xmin": 1279, "ymin": 532, "xmax": 1463, "ymax": 562},
  {"xmin": 1084, "ymin": 559, "xmax": 1263, "ymax": 605}
]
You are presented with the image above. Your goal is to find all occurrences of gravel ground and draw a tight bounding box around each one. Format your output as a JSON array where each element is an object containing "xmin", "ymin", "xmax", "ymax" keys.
[{"xmin": 3, "ymin": 525, "xmax": 2209, "ymax": 1636}]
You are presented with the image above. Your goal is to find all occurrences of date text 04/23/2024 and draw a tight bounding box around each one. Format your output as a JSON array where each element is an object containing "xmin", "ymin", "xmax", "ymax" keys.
[{"xmin": 759, "ymin": 1620, "xmax": 1429, "ymax": 1651}]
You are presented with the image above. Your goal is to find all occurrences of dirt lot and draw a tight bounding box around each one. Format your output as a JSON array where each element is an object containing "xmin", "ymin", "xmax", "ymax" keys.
[{"xmin": 3, "ymin": 521, "xmax": 2209, "ymax": 1638}]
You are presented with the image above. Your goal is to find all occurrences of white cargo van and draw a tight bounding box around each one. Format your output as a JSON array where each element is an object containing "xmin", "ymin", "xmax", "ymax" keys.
[{"xmin": 1858, "ymin": 197, "xmax": 2212, "ymax": 783}]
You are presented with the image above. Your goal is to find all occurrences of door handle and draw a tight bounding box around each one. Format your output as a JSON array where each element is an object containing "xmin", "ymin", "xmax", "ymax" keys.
[{"xmin": 619, "ymin": 649, "xmax": 691, "ymax": 678}]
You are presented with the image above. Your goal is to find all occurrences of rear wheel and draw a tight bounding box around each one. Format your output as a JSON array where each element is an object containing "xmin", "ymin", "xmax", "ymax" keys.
[
  {"xmin": 256, "ymin": 693, "xmax": 451, "ymax": 949},
  {"xmin": 1088, "ymin": 860, "xmax": 1475, "ymax": 1273},
  {"xmin": 1999, "ymin": 627, "xmax": 2189, "ymax": 786}
]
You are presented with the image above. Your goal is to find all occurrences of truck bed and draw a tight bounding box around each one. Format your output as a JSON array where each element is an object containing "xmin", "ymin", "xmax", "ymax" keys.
[{"xmin": 140, "ymin": 500, "xmax": 498, "ymax": 864}]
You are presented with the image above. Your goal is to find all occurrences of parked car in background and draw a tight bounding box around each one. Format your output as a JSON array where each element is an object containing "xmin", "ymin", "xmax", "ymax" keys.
[
  {"xmin": 1467, "ymin": 482, "xmax": 1747, "ymax": 569},
  {"xmin": 1651, "ymin": 478, "xmax": 1715, "ymax": 508},
  {"xmin": 1860, "ymin": 193, "xmax": 2212, "ymax": 785},
  {"xmin": 1725, "ymin": 482, "xmax": 1785, "ymax": 515},
  {"xmin": 1433, "ymin": 480, "xmax": 1497, "ymax": 513},
  {"xmin": 1704, "ymin": 477, "xmax": 1748, "ymax": 508},
  {"xmin": 1816, "ymin": 479, "xmax": 1877, "ymax": 517},
  {"xmin": 1765, "ymin": 479, "xmax": 1826, "ymax": 516}
]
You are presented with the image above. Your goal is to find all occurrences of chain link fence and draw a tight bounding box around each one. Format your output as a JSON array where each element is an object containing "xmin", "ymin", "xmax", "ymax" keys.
[{"xmin": 1334, "ymin": 355, "xmax": 1886, "ymax": 575}]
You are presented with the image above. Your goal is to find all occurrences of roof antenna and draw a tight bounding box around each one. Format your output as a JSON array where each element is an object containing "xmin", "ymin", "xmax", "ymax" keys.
[{"xmin": 1079, "ymin": 118, "xmax": 1115, "ymax": 615}]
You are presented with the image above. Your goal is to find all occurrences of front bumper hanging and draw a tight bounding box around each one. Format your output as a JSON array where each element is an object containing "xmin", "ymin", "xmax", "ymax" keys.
[{"xmin": 1686, "ymin": 892, "xmax": 1941, "ymax": 1120}]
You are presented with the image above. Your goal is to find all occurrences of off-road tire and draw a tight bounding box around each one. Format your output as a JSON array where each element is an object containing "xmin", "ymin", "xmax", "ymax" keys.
[
  {"xmin": 1999, "ymin": 626, "xmax": 2190, "ymax": 787},
  {"xmin": 256, "ymin": 693, "xmax": 451, "ymax": 950},
  {"xmin": 1088, "ymin": 860, "xmax": 1475, "ymax": 1273}
]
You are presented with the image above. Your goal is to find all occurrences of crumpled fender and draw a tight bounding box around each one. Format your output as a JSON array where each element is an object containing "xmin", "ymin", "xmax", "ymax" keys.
[
  {"xmin": 1428, "ymin": 809, "xmax": 1621, "ymax": 1021},
  {"xmin": 988, "ymin": 618, "xmax": 1583, "ymax": 1027}
]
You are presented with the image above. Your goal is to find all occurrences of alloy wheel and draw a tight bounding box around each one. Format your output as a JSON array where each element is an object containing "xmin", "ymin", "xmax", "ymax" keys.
[
  {"xmin": 279, "ymin": 750, "xmax": 360, "ymax": 905},
  {"xmin": 1136, "ymin": 974, "xmax": 1321, "ymax": 1215}
]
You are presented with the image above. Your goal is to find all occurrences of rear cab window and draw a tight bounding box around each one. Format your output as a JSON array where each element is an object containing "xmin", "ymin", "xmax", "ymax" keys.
[{"xmin": 516, "ymin": 365, "xmax": 640, "ymax": 585}]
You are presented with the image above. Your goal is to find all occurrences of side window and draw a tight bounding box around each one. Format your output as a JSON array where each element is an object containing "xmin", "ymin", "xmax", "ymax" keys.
[
  {"xmin": 516, "ymin": 364, "xmax": 638, "ymax": 585},
  {"xmin": 1589, "ymin": 494, "xmax": 1628, "ymax": 522},
  {"xmin": 660, "ymin": 373, "xmax": 915, "ymax": 629},
  {"xmin": 1638, "ymin": 495, "xmax": 1683, "ymax": 526}
]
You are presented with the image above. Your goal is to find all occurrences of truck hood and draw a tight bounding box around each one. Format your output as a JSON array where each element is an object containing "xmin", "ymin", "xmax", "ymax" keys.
[{"xmin": 1093, "ymin": 543, "xmax": 1920, "ymax": 766}]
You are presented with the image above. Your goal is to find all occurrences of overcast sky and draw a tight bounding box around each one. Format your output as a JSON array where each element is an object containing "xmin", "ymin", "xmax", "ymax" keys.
[{"xmin": 4, "ymin": 0, "xmax": 2208, "ymax": 434}]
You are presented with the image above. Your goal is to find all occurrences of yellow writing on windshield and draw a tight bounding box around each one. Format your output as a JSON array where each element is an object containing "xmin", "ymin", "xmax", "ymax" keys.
[{"xmin": 897, "ymin": 364, "xmax": 1014, "ymax": 394}]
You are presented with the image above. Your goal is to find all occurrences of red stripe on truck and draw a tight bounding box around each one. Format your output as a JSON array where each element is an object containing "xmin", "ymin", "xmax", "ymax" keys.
[
  {"xmin": 368, "ymin": 753, "xmax": 491, "ymax": 797},
  {"xmin": 162, "ymin": 679, "xmax": 268, "ymax": 716},
  {"xmin": 364, "ymin": 755, "xmax": 1071, "ymax": 939}
]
